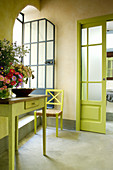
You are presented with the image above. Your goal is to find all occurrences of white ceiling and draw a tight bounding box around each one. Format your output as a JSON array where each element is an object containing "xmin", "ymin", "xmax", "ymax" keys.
[{"xmin": 21, "ymin": 5, "xmax": 38, "ymax": 14}]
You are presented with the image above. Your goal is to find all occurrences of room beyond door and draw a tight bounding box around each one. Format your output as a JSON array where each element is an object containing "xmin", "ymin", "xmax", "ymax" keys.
[{"xmin": 80, "ymin": 22, "xmax": 106, "ymax": 133}]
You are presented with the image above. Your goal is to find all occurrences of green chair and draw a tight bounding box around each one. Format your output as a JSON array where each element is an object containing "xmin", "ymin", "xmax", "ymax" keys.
[{"xmin": 34, "ymin": 89, "xmax": 64, "ymax": 137}]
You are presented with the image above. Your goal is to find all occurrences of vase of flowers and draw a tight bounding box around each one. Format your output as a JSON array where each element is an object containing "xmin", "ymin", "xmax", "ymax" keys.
[{"xmin": 0, "ymin": 39, "xmax": 34, "ymax": 99}]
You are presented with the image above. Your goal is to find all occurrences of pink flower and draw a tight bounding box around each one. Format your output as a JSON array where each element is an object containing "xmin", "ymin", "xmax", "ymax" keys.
[
  {"xmin": 4, "ymin": 77, "xmax": 7, "ymax": 82},
  {"xmin": 6, "ymin": 79, "xmax": 10, "ymax": 84},
  {"xmin": 0, "ymin": 75, "xmax": 4, "ymax": 81}
]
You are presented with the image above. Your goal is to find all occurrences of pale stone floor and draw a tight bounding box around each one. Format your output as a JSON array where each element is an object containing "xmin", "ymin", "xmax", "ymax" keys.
[{"xmin": 0, "ymin": 122, "xmax": 113, "ymax": 170}]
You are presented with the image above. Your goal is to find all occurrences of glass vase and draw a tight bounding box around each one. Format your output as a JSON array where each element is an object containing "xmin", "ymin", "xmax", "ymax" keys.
[{"xmin": 0, "ymin": 88, "xmax": 12, "ymax": 99}]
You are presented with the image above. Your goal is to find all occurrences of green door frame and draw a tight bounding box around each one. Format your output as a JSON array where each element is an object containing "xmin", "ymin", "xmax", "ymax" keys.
[{"xmin": 76, "ymin": 13, "xmax": 113, "ymax": 131}]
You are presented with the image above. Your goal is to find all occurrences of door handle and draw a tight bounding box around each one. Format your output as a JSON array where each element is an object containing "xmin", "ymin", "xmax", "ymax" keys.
[{"xmin": 103, "ymin": 78, "xmax": 106, "ymax": 80}]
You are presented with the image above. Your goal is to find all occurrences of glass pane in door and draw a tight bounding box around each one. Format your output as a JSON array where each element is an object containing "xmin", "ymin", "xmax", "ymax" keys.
[
  {"xmin": 82, "ymin": 83, "xmax": 87, "ymax": 100},
  {"xmin": 24, "ymin": 23, "xmax": 30, "ymax": 43},
  {"xmin": 88, "ymin": 45, "xmax": 102, "ymax": 81},
  {"xmin": 47, "ymin": 21, "xmax": 53, "ymax": 40},
  {"xmin": 31, "ymin": 66, "xmax": 37, "ymax": 88},
  {"xmin": 82, "ymin": 28, "xmax": 87, "ymax": 45},
  {"xmin": 47, "ymin": 42, "xmax": 53, "ymax": 60},
  {"xmin": 46, "ymin": 66, "xmax": 53, "ymax": 88},
  {"xmin": 88, "ymin": 83, "xmax": 102, "ymax": 101},
  {"xmin": 23, "ymin": 45, "xmax": 30, "ymax": 66},
  {"xmin": 31, "ymin": 44, "xmax": 37, "ymax": 65},
  {"xmin": 39, "ymin": 20, "xmax": 45, "ymax": 41},
  {"xmin": 13, "ymin": 19, "xmax": 22, "ymax": 46},
  {"xmin": 81, "ymin": 47, "xmax": 87, "ymax": 81},
  {"xmin": 31, "ymin": 22, "xmax": 37, "ymax": 42},
  {"xmin": 88, "ymin": 26, "xmax": 102, "ymax": 45},
  {"xmin": 38, "ymin": 66, "xmax": 45, "ymax": 88},
  {"xmin": 39, "ymin": 43, "xmax": 45, "ymax": 64}
]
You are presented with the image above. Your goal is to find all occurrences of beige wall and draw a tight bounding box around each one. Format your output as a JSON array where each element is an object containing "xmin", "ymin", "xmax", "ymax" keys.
[
  {"xmin": 0, "ymin": 0, "xmax": 40, "ymax": 139},
  {"xmin": 25, "ymin": 0, "xmax": 113, "ymax": 121},
  {"xmin": 1, "ymin": 0, "xmax": 113, "ymax": 139}
]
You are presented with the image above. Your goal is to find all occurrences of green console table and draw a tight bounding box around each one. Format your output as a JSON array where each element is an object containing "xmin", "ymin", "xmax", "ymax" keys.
[{"xmin": 0, "ymin": 95, "xmax": 48, "ymax": 170}]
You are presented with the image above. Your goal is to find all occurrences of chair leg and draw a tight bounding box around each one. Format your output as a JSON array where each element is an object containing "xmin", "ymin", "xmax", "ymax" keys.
[
  {"xmin": 34, "ymin": 111, "xmax": 37, "ymax": 134},
  {"xmin": 56, "ymin": 114, "xmax": 58, "ymax": 137},
  {"xmin": 60, "ymin": 114, "xmax": 63, "ymax": 130}
]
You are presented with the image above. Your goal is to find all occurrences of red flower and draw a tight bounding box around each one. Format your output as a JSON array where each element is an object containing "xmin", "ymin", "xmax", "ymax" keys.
[
  {"xmin": 18, "ymin": 78, "xmax": 23, "ymax": 82},
  {"xmin": 6, "ymin": 73, "xmax": 13, "ymax": 79},
  {"xmin": 10, "ymin": 69, "xmax": 15, "ymax": 74},
  {"xmin": 11, "ymin": 81, "xmax": 16, "ymax": 85},
  {"xmin": 15, "ymin": 72, "xmax": 19, "ymax": 75}
]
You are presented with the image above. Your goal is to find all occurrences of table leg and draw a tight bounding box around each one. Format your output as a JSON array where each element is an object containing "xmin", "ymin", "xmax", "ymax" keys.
[
  {"xmin": 8, "ymin": 114, "xmax": 15, "ymax": 170},
  {"xmin": 15, "ymin": 116, "xmax": 19, "ymax": 151},
  {"xmin": 42, "ymin": 106, "xmax": 46, "ymax": 156}
]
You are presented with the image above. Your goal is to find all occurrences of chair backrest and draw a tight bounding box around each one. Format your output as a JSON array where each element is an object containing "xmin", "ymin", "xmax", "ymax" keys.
[{"xmin": 46, "ymin": 89, "xmax": 64, "ymax": 111}]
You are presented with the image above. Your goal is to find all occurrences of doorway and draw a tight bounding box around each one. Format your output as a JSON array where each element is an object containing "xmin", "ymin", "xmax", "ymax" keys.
[
  {"xmin": 106, "ymin": 21, "xmax": 113, "ymax": 134},
  {"xmin": 76, "ymin": 14, "xmax": 113, "ymax": 134}
]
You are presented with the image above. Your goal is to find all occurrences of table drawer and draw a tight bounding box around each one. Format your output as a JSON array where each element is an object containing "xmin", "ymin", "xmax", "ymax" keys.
[{"xmin": 24, "ymin": 98, "xmax": 44, "ymax": 109}]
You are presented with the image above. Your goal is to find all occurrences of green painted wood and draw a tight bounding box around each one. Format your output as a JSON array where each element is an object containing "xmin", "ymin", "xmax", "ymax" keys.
[
  {"xmin": 34, "ymin": 89, "xmax": 64, "ymax": 137},
  {"xmin": 77, "ymin": 14, "xmax": 108, "ymax": 134},
  {"xmin": 56, "ymin": 114, "xmax": 58, "ymax": 137},
  {"xmin": 77, "ymin": 13, "xmax": 113, "ymax": 25},
  {"xmin": 76, "ymin": 22, "xmax": 81, "ymax": 131},
  {"xmin": 81, "ymin": 120, "xmax": 106, "ymax": 133},
  {"xmin": 34, "ymin": 112, "xmax": 36, "ymax": 134},
  {"xmin": 81, "ymin": 105, "xmax": 100, "ymax": 120},
  {"xmin": 60, "ymin": 114, "xmax": 63, "ymax": 130},
  {"xmin": 42, "ymin": 105, "xmax": 46, "ymax": 155},
  {"xmin": 0, "ymin": 95, "xmax": 47, "ymax": 170},
  {"xmin": 8, "ymin": 108, "xmax": 15, "ymax": 170},
  {"xmin": 81, "ymin": 22, "xmax": 106, "ymax": 134},
  {"xmin": 15, "ymin": 116, "xmax": 19, "ymax": 151}
]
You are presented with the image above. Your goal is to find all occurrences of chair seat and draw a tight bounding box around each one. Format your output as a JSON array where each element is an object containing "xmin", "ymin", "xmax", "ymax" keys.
[{"xmin": 36, "ymin": 109, "xmax": 62, "ymax": 117}]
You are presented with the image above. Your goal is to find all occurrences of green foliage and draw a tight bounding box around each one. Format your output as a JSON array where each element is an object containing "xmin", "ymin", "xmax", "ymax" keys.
[{"xmin": 0, "ymin": 39, "xmax": 29, "ymax": 67}]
